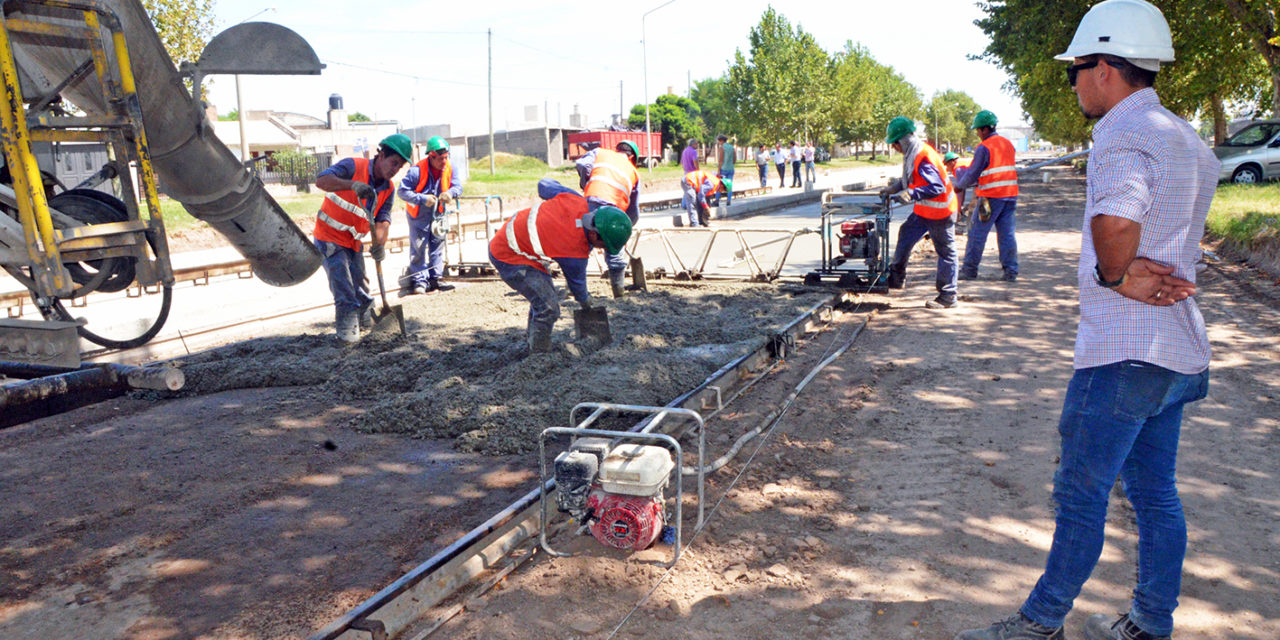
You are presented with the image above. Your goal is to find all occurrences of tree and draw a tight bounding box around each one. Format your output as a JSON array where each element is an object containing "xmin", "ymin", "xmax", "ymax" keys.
[
  {"xmin": 627, "ymin": 94, "xmax": 704, "ymax": 155},
  {"xmin": 348, "ymin": 112, "xmax": 372, "ymax": 123},
  {"xmin": 690, "ymin": 76, "xmax": 742, "ymax": 144},
  {"xmin": 141, "ymin": 0, "xmax": 215, "ymax": 67},
  {"xmin": 924, "ymin": 90, "xmax": 983, "ymax": 152},
  {"xmin": 829, "ymin": 42, "xmax": 880, "ymax": 149},
  {"xmin": 1223, "ymin": 0, "xmax": 1280, "ymax": 114},
  {"xmin": 725, "ymin": 8, "xmax": 831, "ymax": 145},
  {"xmin": 866, "ymin": 65, "xmax": 923, "ymax": 158},
  {"xmin": 220, "ymin": 109, "xmax": 238, "ymax": 122}
]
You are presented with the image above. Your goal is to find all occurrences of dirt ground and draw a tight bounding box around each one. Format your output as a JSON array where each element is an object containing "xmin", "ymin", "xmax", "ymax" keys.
[
  {"xmin": 2, "ymin": 174, "xmax": 1277, "ymax": 640},
  {"xmin": 427, "ymin": 174, "xmax": 1280, "ymax": 640}
]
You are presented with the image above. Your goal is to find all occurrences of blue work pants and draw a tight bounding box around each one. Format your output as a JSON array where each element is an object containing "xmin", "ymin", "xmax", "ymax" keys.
[
  {"xmin": 889, "ymin": 213, "xmax": 957, "ymax": 297},
  {"xmin": 490, "ymin": 254, "xmax": 560, "ymax": 339},
  {"xmin": 407, "ymin": 212, "xmax": 445, "ymax": 284},
  {"xmin": 314, "ymin": 239, "xmax": 372, "ymax": 314},
  {"xmin": 587, "ymin": 196, "xmax": 632, "ymax": 274},
  {"xmin": 757, "ymin": 163, "xmax": 768, "ymax": 188},
  {"xmin": 1021, "ymin": 361, "xmax": 1209, "ymax": 636},
  {"xmin": 962, "ymin": 197, "xmax": 1018, "ymax": 277},
  {"xmin": 776, "ymin": 163, "xmax": 786, "ymax": 187}
]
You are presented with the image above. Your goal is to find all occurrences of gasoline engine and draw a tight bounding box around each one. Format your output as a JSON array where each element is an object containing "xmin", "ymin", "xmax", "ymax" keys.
[
  {"xmin": 837, "ymin": 219, "xmax": 879, "ymax": 267},
  {"xmin": 553, "ymin": 438, "xmax": 675, "ymax": 551}
]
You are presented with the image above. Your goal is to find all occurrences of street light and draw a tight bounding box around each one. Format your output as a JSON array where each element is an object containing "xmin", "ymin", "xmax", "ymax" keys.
[
  {"xmin": 642, "ymin": 0, "xmax": 676, "ymax": 176},
  {"xmin": 233, "ymin": 8, "xmax": 276, "ymax": 163}
]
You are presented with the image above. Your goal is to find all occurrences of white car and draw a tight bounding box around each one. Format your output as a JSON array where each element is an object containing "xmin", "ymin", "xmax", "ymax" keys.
[{"xmin": 1214, "ymin": 120, "xmax": 1280, "ymax": 183}]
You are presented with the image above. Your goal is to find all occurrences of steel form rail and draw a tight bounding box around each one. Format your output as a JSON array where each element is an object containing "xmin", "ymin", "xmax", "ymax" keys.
[{"xmin": 305, "ymin": 291, "xmax": 853, "ymax": 640}]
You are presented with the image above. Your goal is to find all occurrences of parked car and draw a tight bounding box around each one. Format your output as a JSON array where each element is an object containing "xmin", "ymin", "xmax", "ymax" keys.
[{"xmin": 1214, "ymin": 120, "xmax": 1280, "ymax": 183}]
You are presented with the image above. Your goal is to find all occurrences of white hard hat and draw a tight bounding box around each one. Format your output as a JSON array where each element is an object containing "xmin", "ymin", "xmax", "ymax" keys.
[{"xmin": 1055, "ymin": 0, "xmax": 1174, "ymax": 70}]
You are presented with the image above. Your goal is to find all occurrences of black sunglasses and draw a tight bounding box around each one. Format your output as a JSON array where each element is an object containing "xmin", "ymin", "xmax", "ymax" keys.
[{"xmin": 1066, "ymin": 59, "xmax": 1100, "ymax": 86}]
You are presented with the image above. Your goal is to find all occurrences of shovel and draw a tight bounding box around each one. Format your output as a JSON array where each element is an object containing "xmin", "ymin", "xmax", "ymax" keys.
[
  {"xmin": 363, "ymin": 199, "xmax": 407, "ymax": 336},
  {"xmin": 573, "ymin": 305, "xmax": 612, "ymax": 345}
]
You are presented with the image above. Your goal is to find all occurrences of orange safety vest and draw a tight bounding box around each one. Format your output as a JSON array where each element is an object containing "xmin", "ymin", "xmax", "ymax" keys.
[
  {"xmin": 684, "ymin": 169, "xmax": 719, "ymax": 197},
  {"xmin": 949, "ymin": 157, "xmax": 973, "ymax": 183},
  {"xmin": 488, "ymin": 192, "xmax": 592, "ymax": 274},
  {"xmin": 975, "ymin": 134, "xmax": 1019, "ymax": 199},
  {"xmin": 909, "ymin": 144, "xmax": 958, "ymax": 220},
  {"xmin": 405, "ymin": 156, "xmax": 453, "ymax": 218},
  {"xmin": 314, "ymin": 157, "xmax": 392, "ymax": 251},
  {"xmin": 583, "ymin": 148, "xmax": 639, "ymax": 210}
]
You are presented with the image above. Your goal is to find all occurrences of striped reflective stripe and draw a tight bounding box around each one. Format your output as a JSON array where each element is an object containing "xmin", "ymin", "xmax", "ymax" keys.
[
  {"xmin": 325, "ymin": 192, "xmax": 367, "ymax": 217},
  {"xmin": 318, "ymin": 210, "xmax": 367, "ymax": 241},
  {"xmin": 505, "ymin": 203, "xmax": 553, "ymax": 269},
  {"xmin": 916, "ymin": 198, "xmax": 952, "ymax": 209},
  {"xmin": 980, "ymin": 179, "xmax": 1020, "ymax": 189},
  {"xmin": 980, "ymin": 165, "xmax": 1018, "ymax": 177}
]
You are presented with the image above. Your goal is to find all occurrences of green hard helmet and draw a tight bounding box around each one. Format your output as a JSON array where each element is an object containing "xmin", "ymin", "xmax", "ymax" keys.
[
  {"xmin": 720, "ymin": 177, "xmax": 733, "ymax": 192},
  {"xmin": 593, "ymin": 206, "xmax": 633, "ymax": 255},
  {"xmin": 427, "ymin": 135, "xmax": 450, "ymax": 153},
  {"xmin": 616, "ymin": 140, "xmax": 640, "ymax": 163},
  {"xmin": 971, "ymin": 110, "xmax": 998, "ymax": 130},
  {"xmin": 380, "ymin": 133, "xmax": 413, "ymax": 162},
  {"xmin": 884, "ymin": 116, "xmax": 916, "ymax": 144},
  {"xmin": 943, "ymin": 151, "xmax": 960, "ymax": 162}
]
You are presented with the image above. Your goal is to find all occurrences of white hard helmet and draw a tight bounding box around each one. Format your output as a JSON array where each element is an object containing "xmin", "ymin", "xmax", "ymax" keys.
[{"xmin": 1055, "ymin": 0, "xmax": 1174, "ymax": 71}]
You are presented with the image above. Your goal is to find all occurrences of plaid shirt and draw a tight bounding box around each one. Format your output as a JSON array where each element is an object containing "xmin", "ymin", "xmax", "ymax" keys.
[{"xmin": 1076, "ymin": 88, "xmax": 1218, "ymax": 374}]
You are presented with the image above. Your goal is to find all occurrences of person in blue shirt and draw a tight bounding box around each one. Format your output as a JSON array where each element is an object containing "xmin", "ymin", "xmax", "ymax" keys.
[{"xmin": 397, "ymin": 136, "xmax": 464, "ymax": 294}]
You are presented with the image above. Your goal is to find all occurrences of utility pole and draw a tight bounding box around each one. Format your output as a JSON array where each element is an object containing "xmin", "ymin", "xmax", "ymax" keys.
[
  {"xmin": 642, "ymin": 0, "xmax": 677, "ymax": 176},
  {"xmin": 488, "ymin": 28, "xmax": 495, "ymax": 176}
]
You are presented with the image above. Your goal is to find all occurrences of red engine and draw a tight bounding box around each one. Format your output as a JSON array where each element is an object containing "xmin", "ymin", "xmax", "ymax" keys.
[
  {"xmin": 586, "ymin": 488, "xmax": 665, "ymax": 551},
  {"xmin": 839, "ymin": 219, "xmax": 878, "ymax": 262}
]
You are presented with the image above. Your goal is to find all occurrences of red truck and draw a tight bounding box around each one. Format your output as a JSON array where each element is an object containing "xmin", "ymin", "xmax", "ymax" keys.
[{"xmin": 567, "ymin": 130, "xmax": 664, "ymax": 167}]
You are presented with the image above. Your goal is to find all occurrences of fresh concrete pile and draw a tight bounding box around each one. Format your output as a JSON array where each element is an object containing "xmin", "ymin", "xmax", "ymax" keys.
[{"xmin": 174, "ymin": 280, "xmax": 829, "ymax": 454}]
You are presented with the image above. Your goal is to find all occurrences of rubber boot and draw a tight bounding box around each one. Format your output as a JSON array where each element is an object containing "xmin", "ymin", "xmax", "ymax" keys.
[
  {"xmin": 336, "ymin": 309, "xmax": 360, "ymax": 343},
  {"xmin": 528, "ymin": 325, "xmax": 553, "ymax": 353},
  {"xmin": 609, "ymin": 269, "xmax": 626, "ymax": 299}
]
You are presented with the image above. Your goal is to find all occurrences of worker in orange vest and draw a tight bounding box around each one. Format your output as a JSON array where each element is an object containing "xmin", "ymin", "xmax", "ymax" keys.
[
  {"xmin": 489, "ymin": 181, "xmax": 633, "ymax": 354},
  {"xmin": 951, "ymin": 110, "xmax": 1020, "ymax": 282},
  {"xmin": 576, "ymin": 140, "xmax": 641, "ymax": 297},
  {"xmin": 397, "ymin": 136, "xmax": 463, "ymax": 295},
  {"xmin": 313, "ymin": 133, "xmax": 411, "ymax": 342},
  {"xmin": 879, "ymin": 117, "xmax": 960, "ymax": 309},
  {"xmin": 944, "ymin": 151, "xmax": 975, "ymax": 235},
  {"xmin": 679, "ymin": 169, "xmax": 727, "ymax": 227}
]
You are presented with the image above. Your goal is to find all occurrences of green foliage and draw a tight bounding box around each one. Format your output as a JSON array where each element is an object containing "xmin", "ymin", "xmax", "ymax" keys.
[
  {"xmin": 690, "ymin": 77, "xmax": 740, "ymax": 144},
  {"xmin": 219, "ymin": 109, "xmax": 238, "ymax": 122},
  {"xmin": 627, "ymin": 94, "xmax": 704, "ymax": 153},
  {"xmin": 924, "ymin": 90, "xmax": 983, "ymax": 151},
  {"xmin": 1206, "ymin": 183, "xmax": 1280, "ymax": 245},
  {"xmin": 725, "ymin": 8, "xmax": 832, "ymax": 145},
  {"xmin": 141, "ymin": 0, "xmax": 215, "ymax": 66},
  {"xmin": 829, "ymin": 42, "xmax": 880, "ymax": 145},
  {"xmin": 348, "ymin": 112, "xmax": 372, "ymax": 123},
  {"xmin": 270, "ymin": 149, "xmax": 321, "ymax": 190}
]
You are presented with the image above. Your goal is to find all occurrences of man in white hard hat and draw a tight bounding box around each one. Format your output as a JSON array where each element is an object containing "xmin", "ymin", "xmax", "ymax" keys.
[{"xmin": 955, "ymin": 2, "xmax": 1217, "ymax": 640}]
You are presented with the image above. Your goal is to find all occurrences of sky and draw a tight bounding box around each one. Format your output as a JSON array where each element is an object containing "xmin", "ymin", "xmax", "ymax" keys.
[{"xmin": 203, "ymin": 1, "xmax": 1028, "ymax": 137}]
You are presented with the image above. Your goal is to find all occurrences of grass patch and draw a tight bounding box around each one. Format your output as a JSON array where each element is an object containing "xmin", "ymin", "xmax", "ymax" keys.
[
  {"xmin": 156, "ymin": 193, "xmax": 324, "ymax": 232},
  {"xmin": 1206, "ymin": 183, "xmax": 1280, "ymax": 246}
]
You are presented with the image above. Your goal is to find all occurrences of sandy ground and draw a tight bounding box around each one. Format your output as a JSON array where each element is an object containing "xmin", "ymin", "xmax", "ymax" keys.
[
  {"xmin": 2, "ymin": 174, "xmax": 1277, "ymax": 640},
  {"xmin": 427, "ymin": 174, "xmax": 1280, "ymax": 640}
]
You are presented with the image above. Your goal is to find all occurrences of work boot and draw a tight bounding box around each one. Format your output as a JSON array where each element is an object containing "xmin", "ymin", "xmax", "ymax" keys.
[
  {"xmin": 429, "ymin": 277, "xmax": 455, "ymax": 292},
  {"xmin": 885, "ymin": 271, "xmax": 906, "ymax": 290},
  {"xmin": 958, "ymin": 271, "xmax": 977, "ymax": 281},
  {"xmin": 357, "ymin": 301, "xmax": 373, "ymax": 331},
  {"xmin": 954, "ymin": 612, "xmax": 1064, "ymax": 640},
  {"xmin": 1002, "ymin": 270, "xmax": 1018, "ymax": 282},
  {"xmin": 925, "ymin": 294, "xmax": 957, "ymax": 309},
  {"xmin": 1083, "ymin": 613, "xmax": 1170, "ymax": 640},
  {"xmin": 411, "ymin": 283, "xmax": 428, "ymax": 295},
  {"xmin": 609, "ymin": 269, "xmax": 627, "ymax": 299},
  {"xmin": 335, "ymin": 310, "xmax": 360, "ymax": 344},
  {"xmin": 528, "ymin": 326, "xmax": 553, "ymax": 354}
]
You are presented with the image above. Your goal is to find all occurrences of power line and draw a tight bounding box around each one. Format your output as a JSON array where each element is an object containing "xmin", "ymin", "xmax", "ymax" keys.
[{"xmin": 321, "ymin": 59, "xmax": 619, "ymax": 92}]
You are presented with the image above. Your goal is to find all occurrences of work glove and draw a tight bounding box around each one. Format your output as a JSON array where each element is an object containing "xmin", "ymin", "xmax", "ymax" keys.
[
  {"xmin": 369, "ymin": 243, "xmax": 386, "ymax": 262},
  {"xmin": 896, "ymin": 191, "xmax": 912, "ymax": 205},
  {"xmin": 351, "ymin": 181, "xmax": 376, "ymax": 204},
  {"xmin": 419, "ymin": 193, "xmax": 438, "ymax": 211},
  {"xmin": 438, "ymin": 191, "xmax": 454, "ymax": 205}
]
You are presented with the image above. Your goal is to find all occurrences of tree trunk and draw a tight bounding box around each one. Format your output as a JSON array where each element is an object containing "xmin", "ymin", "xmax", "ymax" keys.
[
  {"xmin": 1223, "ymin": 0, "xmax": 1280, "ymax": 114},
  {"xmin": 1211, "ymin": 93, "xmax": 1227, "ymax": 146}
]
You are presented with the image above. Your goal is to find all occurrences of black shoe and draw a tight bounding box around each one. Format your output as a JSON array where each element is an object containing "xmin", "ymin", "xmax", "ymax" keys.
[
  {"xmin": 954, "ymin": 612, "xmax": 1064, "ymax": 640},
  {"xmin": 1002, "ymin": 271, "xmax": 1018, "ymax": 282},
  {"xmin": 925, "ymin": 295, "xmax": 957, "ymax": 309},
  {"xmin": 1084, "ymin": 613, "xmax": 1170, "ymax": 640},
  {"xmin": 886, "ymin": 272, "xmax": 906, "ymax": 290},
  {"xmin": 429, "ymin": 278, "xmax": 455, "ymax": 292},
  {"xmin": 958, "ymin": 271, "xmax": 977, "ymax": 281}
]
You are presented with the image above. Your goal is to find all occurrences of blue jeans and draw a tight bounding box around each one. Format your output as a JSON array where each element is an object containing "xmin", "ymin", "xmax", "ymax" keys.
[
  {"xmin": 889, "ymin": 213, "xmax": 957, "ymax": 297},
  {"xmin": 962, "ymin": 197, "xmax": 1018, "ymax": 276},
  {"xmin": 490, "ymin": 254, "xmax": 560, "ymax": 338},
  {"xmin": 713, "ymin": 167, "xmax": 733, "ymax": 206},
  {"xmin": 791, "ymin": 161, "xmax": 801, "ymax": 187},
  {"xmin": 315, "ymin": 239, "xmax": 372, "ymax": 314},
  {"xmin": 805, "ymin": 160, "xmax": 816, "ymax": 183},
  {"xmin": 407, "ymin": 211, "xmax": 445, "ymax": 284},
  {"xmin": 1022, "ymin": 361, "xmax": 1210, "ymax": 636},
  {"xmin": 757, "ymin": 163, "xmax": 768, "ymax": 187},
  {"xmin": 587, "ymin": 196, "xmax": 632, "ymax": 273}
]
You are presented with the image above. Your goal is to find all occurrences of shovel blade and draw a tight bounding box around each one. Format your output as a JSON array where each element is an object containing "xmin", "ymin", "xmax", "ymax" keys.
[
  {"xmin": 573, "ymin": 306, "xmax": 612, "ymax": 345},
  {"xmin": 371, "ymin": 303, "xmax": 407, "ymax": 335}
]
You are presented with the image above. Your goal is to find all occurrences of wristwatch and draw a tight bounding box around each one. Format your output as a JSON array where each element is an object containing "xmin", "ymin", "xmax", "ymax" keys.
[{"xmin": 1093, "ymin": 263, "xmax": 1126, "ymax": 288}]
